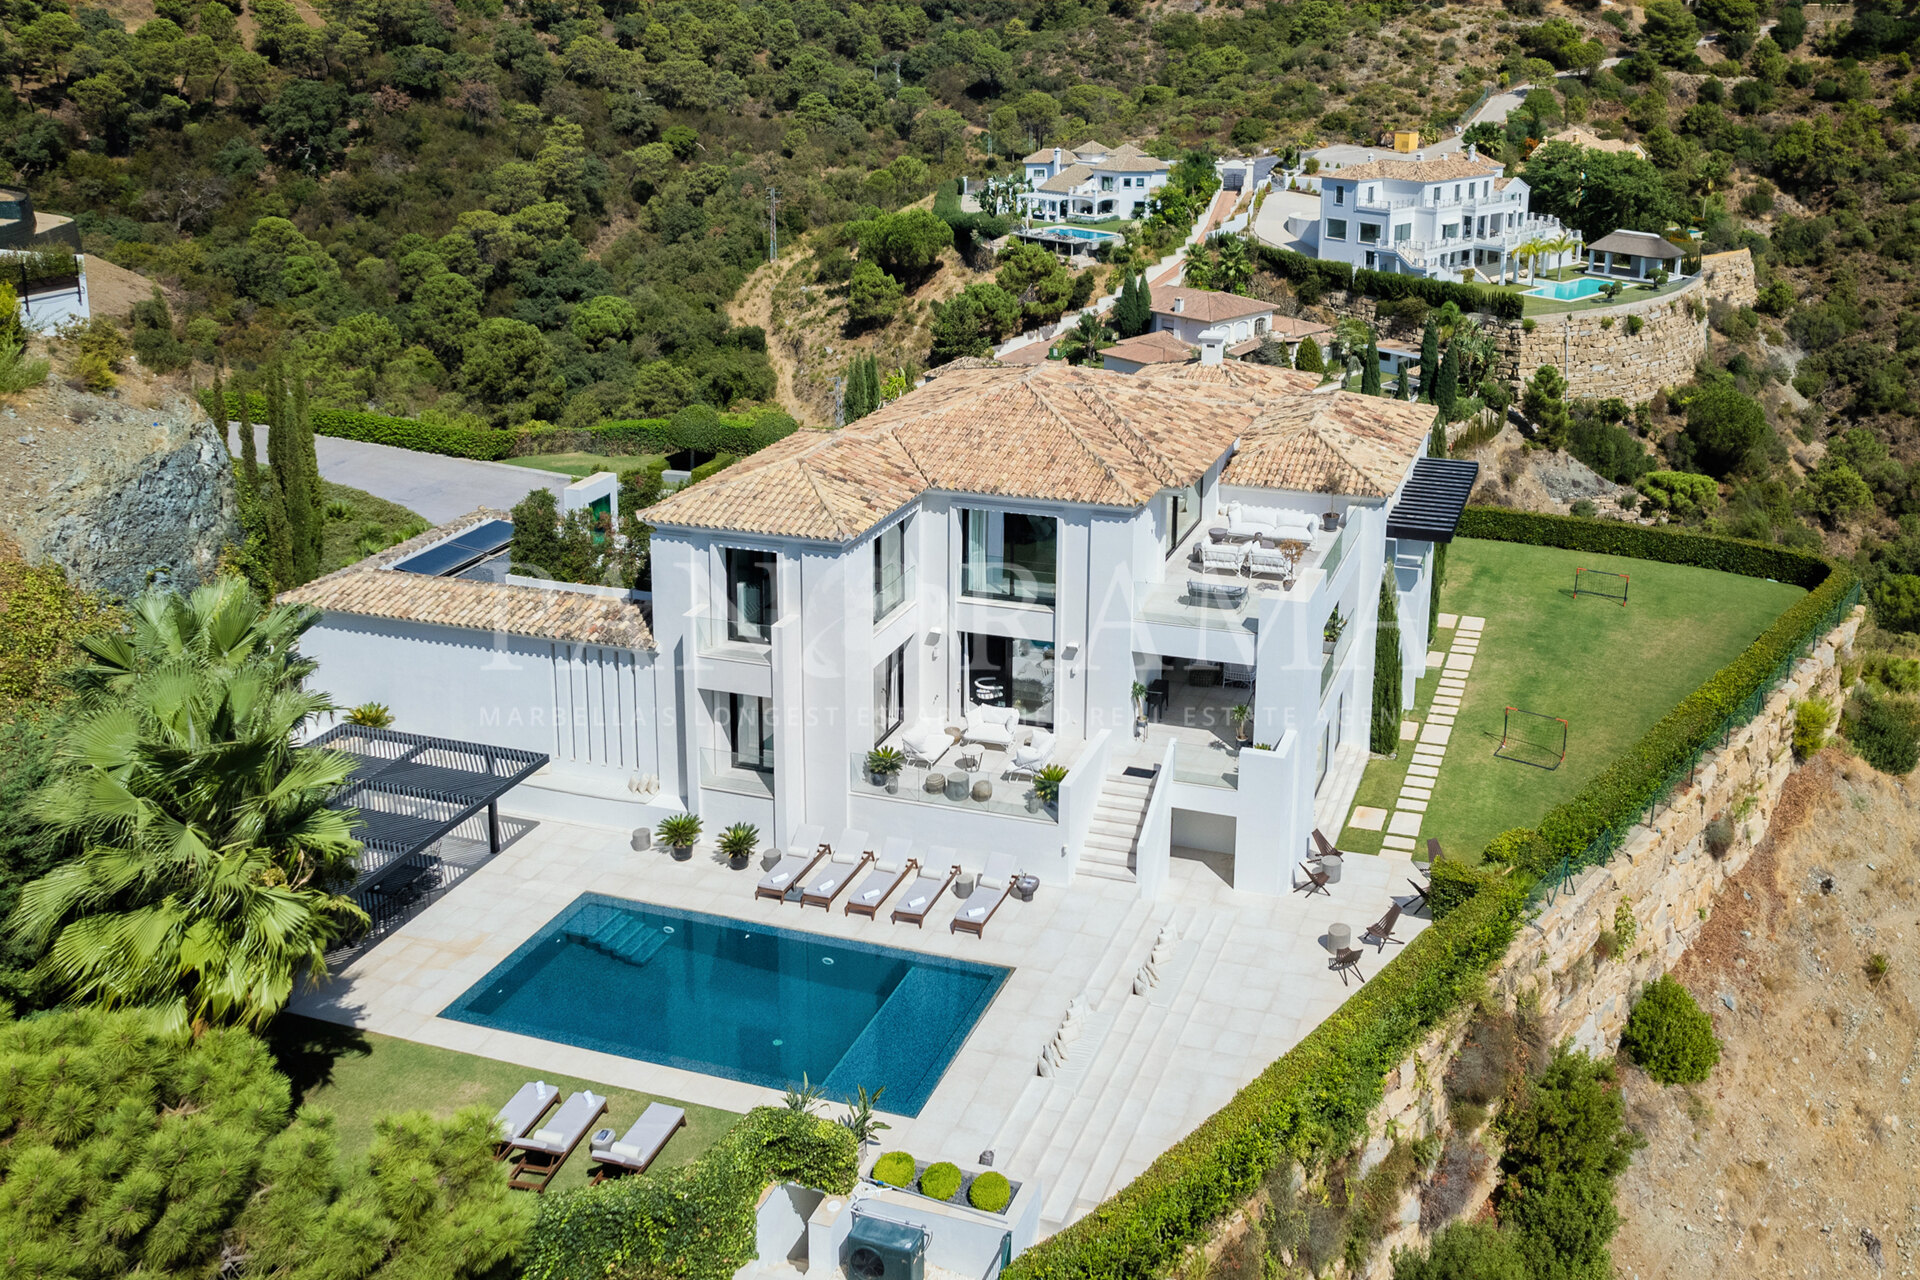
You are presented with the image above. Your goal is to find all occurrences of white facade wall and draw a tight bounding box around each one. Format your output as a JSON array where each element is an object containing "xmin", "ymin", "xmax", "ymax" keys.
[
  {"xmin": 1315, "ymin": 168, "xmax": 1565, "ymax": 280},
  {"xmin": 1152, "ymin": 310, "xmax": 1272, "ymax": 347}
]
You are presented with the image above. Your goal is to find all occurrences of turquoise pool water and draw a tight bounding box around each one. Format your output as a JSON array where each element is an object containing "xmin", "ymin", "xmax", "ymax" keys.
[
  {"xmin": 1528, "ymin": 276, "xmax": 1608, "ymax": 301},
  {"xmin": 443, "ymin": 895, "xmax": 1009, "ymax": 1116},
  {"xmin": 1043, "ymin": 225, "xmax": 1121, "ymax": 244}
]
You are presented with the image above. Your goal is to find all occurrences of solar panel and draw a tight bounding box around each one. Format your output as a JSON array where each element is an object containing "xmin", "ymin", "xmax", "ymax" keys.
[{"xmin": 392, "ymin": 520, "xmax": 515, "ymax": 577}]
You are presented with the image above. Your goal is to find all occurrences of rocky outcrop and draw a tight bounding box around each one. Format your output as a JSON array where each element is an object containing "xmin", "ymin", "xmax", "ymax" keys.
[{"xmin": 0, "ymin": 387, "xmax": 239, "ymax": 600}]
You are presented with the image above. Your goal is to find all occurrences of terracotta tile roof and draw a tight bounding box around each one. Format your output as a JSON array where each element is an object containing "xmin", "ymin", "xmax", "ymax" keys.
[
  {"xmin": 1214, "ymin": 385, "xmax": 1437, "ymax": 497},
  {"xmin": 1024, "ymin": 147, "xmax": 1077, "ymax": 164},
  {"xmin": 1101, "ymin": 331, "xmax": 1195, "ymax": 366},
  {"xmin": 1226, "ymin": 337, "xmax": 1265, "ymax": 358},
  {"xmin": 1150, "ymin": 286, "xmax": 1273, "ymax": 324},
  {"xmin": 1097, "ymin": 145, "xmax": 1169, "ymax": 173},
  {"xmin": 279, "ymin": 510, "xmax": 656, "ymax": 649},
  {"xmin": 1324, "ymin": 155, "xmax": 1503, "ymax": 183},
  {"xmin": 1036, "ymin": 163, "xmax": 1094, "ymax": 193},
  {"xmin": 1071, "ymin": 140, "xmax": 1110, "ymax": 155},
  {"xmin": 996, "ymin": 341, "xmax": 1052, "ymax": 366},
  {"xmin": 1268, "ymin": 315, "xmax": 1333, "ymax": 340}
]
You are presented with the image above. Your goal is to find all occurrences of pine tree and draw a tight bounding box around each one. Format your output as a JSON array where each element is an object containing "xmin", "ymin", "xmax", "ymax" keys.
[
  {"xmin": 1418, "ymin": 318, "xmax": 1440, "ymax": 403},
  {"xmin": 1361, "ymin": 336, "xmax": 1381, "ymax": 396},
  {"xmin": 1293, "ymin": 335, "xmax": 1325, "ymax": 375},
  {"xmin": 1434, "ymin": 343, "xmax": 1460, "ymax": 420},
  {"xmin": 1370, "ymin": 574, "xmax": 1402, "ymax": 754}
]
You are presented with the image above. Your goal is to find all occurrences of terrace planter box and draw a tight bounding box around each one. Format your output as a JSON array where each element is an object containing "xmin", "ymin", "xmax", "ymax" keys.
[{"xmin": 864, "ymin": 1156, "xmax": 1022, "ymax": 1217}]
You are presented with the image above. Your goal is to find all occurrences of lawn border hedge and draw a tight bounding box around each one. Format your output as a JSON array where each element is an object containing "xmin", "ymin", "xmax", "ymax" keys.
[
  {"xmin": 1456, "ymin": 508, "xmax": 1858, "ymax": 881},
  {"xmin": 1002, "ymin": 873, "xmax": 1527, "ymax": 1280},
  {"xmin": 1253, "ymin": 245, "xmax": 1522, "ymax": 321}
]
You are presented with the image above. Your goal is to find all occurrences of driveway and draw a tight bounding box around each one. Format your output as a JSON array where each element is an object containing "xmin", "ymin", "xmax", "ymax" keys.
[{"xmin": 250, "ymin": 425, "xmax": 568, "ymax": 525}]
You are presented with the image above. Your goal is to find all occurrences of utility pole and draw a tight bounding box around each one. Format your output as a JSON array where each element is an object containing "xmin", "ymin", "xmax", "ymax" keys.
[{"xmin": 767, "ymin": 186, "xmax": 779, "ymax": 263}]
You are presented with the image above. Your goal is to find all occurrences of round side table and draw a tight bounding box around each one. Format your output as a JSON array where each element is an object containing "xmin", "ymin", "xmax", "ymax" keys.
[{"xmin": 1327, "ymin": 922, "xmax": 1352, "ymax": 953}]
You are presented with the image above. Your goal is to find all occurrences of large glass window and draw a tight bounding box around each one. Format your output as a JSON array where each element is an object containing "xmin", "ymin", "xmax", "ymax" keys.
[
  {"xmin": 1394, "ymin": 223, "xmax": 1411, "ymax": 243},
  {"xmin": 960, "ymin": 509, "xmax": 1057, "ymax": 606},
  {"xmin": 963, "ymin": 633, "xmax": 1055, "ymax": 729},
  {"xmin": 873, "ymin": 519, "xmax": 908, "ymax": 622},
  {"xmin": 1359, "ymin": 223, "xmax": 1381, "ymax": 245},
  {"xmin": 1163, "ymin": 485, "xmax": 1199, "ymax": 559},
  {"xmin": 723, "ymin": 548, "xmax": 776, "ymax": 642},
  {"xmin": 874, "ymin": 643, "xmax": 906, "ymax": 744},
  {"xmin": 1325, "ymin": 218, "xmax": 1348, "ymax": 241},
  {"xmin": 728, "ymin": 693, "xmax": 774, "ymax": 773}
]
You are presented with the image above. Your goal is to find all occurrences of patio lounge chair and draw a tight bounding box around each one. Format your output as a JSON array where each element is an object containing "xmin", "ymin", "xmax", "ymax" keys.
[
  {"xmin": 1293, "ymin": 863, "xmax": 1330, "ymax": 896},
  {"xmin": 952, "ymin": 852, "xmax": 1018, "ymax": 936},
  {"xmin": 508, "ymin": 1090, "xmax": 607, "ymax": 1192},
  {"xmin": 1246, "ymin": 544, "xmax": 1296, "ymax": 583},
  {"xmin": 899, "ymin": 718, "xmax": 950, "ymax": 768},
  {"xmin": 1330, "ymin": 947, "xmax": 1366, "ymax": 986},
  {"xmin": 847, "ymin": 838, "xmax": 915, "ymax": 917},
  {"xmin": 492, "ymin": 1080, "xmax": 559, "ymax": 1156},
  {"xmin": 1362, "ymin": 902, "xmax": 1405, "ymax": 949},
  {"xmin": 962, "ymin": 704, "xmax": 1021, "ymax": 750},
  {"xmin": 1006, "ymin": 730, "xmax": 1056, "ymax": 781},
  {"xmin": 1311, "ymin": 829, "xmax": 1346, "ymax": 863},
  {"xmin": 589, "ymin": 1102, "xmax": 687, "ymax": 1183},
  {"xmin": 801, "ymin": 828, "xmax": 872, "ymax": 909},
  {"xmin": 1406, "ymin": 876, "xmax": 1432, "ymax": 911},
  {"xmin": 891, "ymin": 858, "xmax": 960, "ymax": 927},
  {"xmin": 1200, "ymin": 542, "xmax": 1246, "ymax": 574},
  {"xmin": 756, "ymin": 824, "xmax": 828, "ymax": 902}
]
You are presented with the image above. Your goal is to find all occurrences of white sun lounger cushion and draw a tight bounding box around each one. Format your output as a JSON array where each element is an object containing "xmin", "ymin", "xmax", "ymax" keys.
[{"xmin": 530, "ymin": 1127, "xmax": 566, "ymax": 1146}]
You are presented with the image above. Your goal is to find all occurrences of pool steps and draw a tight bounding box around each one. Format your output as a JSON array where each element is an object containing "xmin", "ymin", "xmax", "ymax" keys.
[{"xmin": 568, "ymin": 914, "xmax": 671, "ymax": 968}]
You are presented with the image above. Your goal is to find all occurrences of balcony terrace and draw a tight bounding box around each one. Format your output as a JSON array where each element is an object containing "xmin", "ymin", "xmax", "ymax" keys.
[{"xmin": 1133, "ymin": 516, "xmax": 1352, "ymax": 632}]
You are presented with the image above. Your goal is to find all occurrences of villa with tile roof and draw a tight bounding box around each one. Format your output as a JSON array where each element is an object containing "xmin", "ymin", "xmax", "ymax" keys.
[
  {"xmin": 1018, "ymin": 142, "xmax": 1171, "ymax": 221},
  {"xmin": 1311, "ymin": 147, "xmax": 1576, "ymax": 284},
  {"xmin": 287, "ymin": 361, "xmax": 1470, "ymax": 897}
]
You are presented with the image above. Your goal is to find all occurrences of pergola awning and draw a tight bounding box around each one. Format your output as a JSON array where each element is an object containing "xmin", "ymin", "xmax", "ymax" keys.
[{"xmin": 1387, "ymin": 457, "xmax": 1481, "ymax": 544}]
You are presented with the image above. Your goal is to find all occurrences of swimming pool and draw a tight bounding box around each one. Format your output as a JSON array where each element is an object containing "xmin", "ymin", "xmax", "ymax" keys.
[
  {"xmin": 443, "ymin": 895, "xmax": 1009, "ymax": 1116},
  {"xmin": 1042, "ymin": 226, "xmax": 1121, "ymax": 244},
  {"xmin": 1528, "ymin": 276, "xmax": 1608, "ymax": 301}
]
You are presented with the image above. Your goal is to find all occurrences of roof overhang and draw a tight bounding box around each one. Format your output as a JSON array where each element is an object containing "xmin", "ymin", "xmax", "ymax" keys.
[{"xmin": 1387, "ymin": 457, "xmax": 1480, "ymax": 543}]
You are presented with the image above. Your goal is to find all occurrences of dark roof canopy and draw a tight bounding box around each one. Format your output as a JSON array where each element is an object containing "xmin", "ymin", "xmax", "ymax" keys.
[
  {"xmin": 1387, "ymin": 457, "xmax": 1480, "ymax": 543},
  {"xmin": 1586, "ymin": 230, "xmax": 1685, "ymax": 259}
]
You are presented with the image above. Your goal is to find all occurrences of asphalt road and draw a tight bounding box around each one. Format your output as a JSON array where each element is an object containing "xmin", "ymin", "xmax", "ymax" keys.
[{"xmin": 248, "ymin": 424, "xmax": 568, "ymax": 525}]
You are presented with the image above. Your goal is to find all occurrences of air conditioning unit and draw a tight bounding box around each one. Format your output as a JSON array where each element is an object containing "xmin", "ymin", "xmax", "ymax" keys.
[{"xmin": 844, "ymin": 1215, "xmax": 927, "ymax": 1280}]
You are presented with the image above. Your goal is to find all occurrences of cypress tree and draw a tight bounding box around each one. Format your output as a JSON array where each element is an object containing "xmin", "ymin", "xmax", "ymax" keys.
[
  {"xmin": 258, "ymin": 366, "xmax": 296, "ymax": 590},
  {"xmin": 235, "ymin": 371, "xmax": 259, "ymax": 497},
  {"xmin": 1396, "ymin": 361, "xmax": 1414, "ymax": 401},
  {"xmin": 268, "ymin": 363, "xmax": 317, "ymax": 585},
  {"xmin": 1434, "ymin": 343, "xmax": 1460, "ymax": 420},
  {"xmin": 1370, "ymin": 574, "xmax": 1402, "ymax": 754},
  {"xmin": 1418, "ymin": 318, "xmax": 1440, "ymax": 403},
  {"xmin": 1293, "ymin": 335, "xmax": 1325, "ymax": 375},
  {"xmin": 1114, "ymin": 270, "xmax": 1151, "ymax": 338},
  {"xmin": 293, "ymin": 373, "xmax": 323, "ymax": 579},
  {"xmin": 1361, "ymin": 336, "xmax": 1381, "ymax": 396}
]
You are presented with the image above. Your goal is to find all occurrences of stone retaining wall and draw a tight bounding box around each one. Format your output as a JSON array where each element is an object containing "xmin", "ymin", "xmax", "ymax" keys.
[
  {"xmin": 1505, "ymin": 275, "xmax": 1707, "ymax": 404},
  {"xmin": 1700, "ymin": 247, "xmax": 1758, "ymax": 310}
]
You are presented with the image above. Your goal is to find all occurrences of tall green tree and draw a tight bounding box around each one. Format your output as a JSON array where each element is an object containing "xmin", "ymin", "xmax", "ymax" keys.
[
  {"xmin": 8, "ymin": 581, "xmax": 366, "ymax": 1034},
  {"xmin": 1112, "ymin": 271, "xmax": 1151, "ymax": 338},
  {"xmin": 1361, "ymin": 336, "xmax": 1382, "ymax": 396},
  {"xmin": 1294, "ymin": 335, "xmax": 1326, "ymax": 375},
  {"xmin": 1523, "ymin": 364, "xmax": 1573, "ymax": 450},
  {"xmin": 1060, "ymin": 312, "xmax": 1113, "ymax": 366},
  {"xmin": 1370, "ymin": 574, "xmax": 1402, "ymax": 753},
  {"xmin": 1418, "ymin": 318, "xmax": 1440, "ymax": 403},
  {"xmin": 1434, "ymin": 344, "xmax": 1461, "ymax": 420}
]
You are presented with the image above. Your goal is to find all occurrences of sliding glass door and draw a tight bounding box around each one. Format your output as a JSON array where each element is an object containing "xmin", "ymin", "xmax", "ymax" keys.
[
  {"xmin": 873, "ymin": 643, "xmax": 906, "ymax": 745},
  {"xmin": 724, "ymin": 548, "xmax": 777, "ymax": 642},
  {"xmin": 962, "ymin": 632, "xmax": 1055, "ymax": 729},
  {"xmin": 728, "ymin": 693, "xmax": 775, "ymax": 773}
]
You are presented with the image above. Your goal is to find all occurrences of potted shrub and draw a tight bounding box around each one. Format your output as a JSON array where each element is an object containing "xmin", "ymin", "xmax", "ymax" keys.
[
  {"xmin": 657, "ymin": 813, "xmax": 701, "ymax": 861},
  {"xmin": 919, "ymin": 1161, "xmax": 963, "ymax": 1203},
  {"xmin": 1229, "ymin": 703, "xmax": 1253, "ymax": 743},
  {"xmin": 866, "ymin": 746, "xmax": 905, "ymax": 792},
  {"xmin": 871, "ymin": 1151, "xmax": 916, "ymax": 1187},
  {"xmin": 1323, "ymin": 606, "xmax": 1345, "ymax": 654},
  {"xmin": 718, "ymin": 822, "xmax": 759, "ymax": 870},
  {"xmin": 1131, "ymin": 680, "xmax": 1148, "ymax": 731},
  {"xmin": 1033, "ymin": 764, "xmax": 1068, "ymax": 811}
]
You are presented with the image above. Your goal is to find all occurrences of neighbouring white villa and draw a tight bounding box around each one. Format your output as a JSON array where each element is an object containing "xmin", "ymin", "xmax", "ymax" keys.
[
  {"xmin": 289, "ymin": 360, "xmax": 1473, "ymax": 898},
  {"xmin": 1018, "ymin": 141, "xmax": 1171, "ymax": 221},
  {"xmin": 1099, "ymin": 287, "xmax": 1332, "ymax": 375},
  {"xmin": 1309, "ymin": 148, "xmax": 1578, "ymax": 284}
]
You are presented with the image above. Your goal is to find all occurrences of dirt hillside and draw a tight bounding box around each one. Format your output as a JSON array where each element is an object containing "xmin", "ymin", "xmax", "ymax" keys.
[{"xmin": 1612, "ymin": 751, "xmax": 1920, "ymax": 1279}]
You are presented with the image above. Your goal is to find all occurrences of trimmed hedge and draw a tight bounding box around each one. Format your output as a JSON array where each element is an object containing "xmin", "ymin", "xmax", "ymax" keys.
[
  {"xmin": 206, "ymin": 391, "xmax": 515, "ymax": 460},
  {"xmin": 1427, "ymin": 858, "xmax": 1504, "ymax": 919},
  {"xmin": 1253, "ymin": 245, "xmax": 1521, "ymax": 320},
  {"xmin": 1458, "ymin": 508, "xmax": 1856, "ymax": 875},
  {"xmin": 520, "ymin": 1107, "xmax": 857, "ymax": 1280},
  {"xmin": 1003, "ymin": 873, "xmax": 1527, "ymax": 1280}
]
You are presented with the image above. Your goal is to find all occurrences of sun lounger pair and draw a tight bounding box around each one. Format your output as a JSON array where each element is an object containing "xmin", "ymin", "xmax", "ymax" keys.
[
  {"xmin": 507, "ymin": 1089, "xmax": 608, "ymax": 1192},
  {"xmin": 951, "ymin": 851, "xmax": 1018, "ymax": 936},
  {"xmin": 588, "ymin": 1102, "xmax": 686, "ymax": 1183}
]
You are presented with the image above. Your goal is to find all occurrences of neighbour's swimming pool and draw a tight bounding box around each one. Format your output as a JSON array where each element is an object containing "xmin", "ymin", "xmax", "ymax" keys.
[
  {"xmin": 442, "ymin": 895, "xmax": 1009, "ymax": 1116},
  {"xmin": 1528, "ymin": 276, "xmax": 1608, "ymax": 301},
  {"xmin": 1042, "ymin": 225, "xmax": 1122, "ymax": 244}
]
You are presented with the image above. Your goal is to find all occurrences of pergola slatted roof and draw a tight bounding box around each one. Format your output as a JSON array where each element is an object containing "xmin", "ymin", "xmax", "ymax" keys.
[{"xmin": 1387, "ymin": 457, "xmax": 1480, "ymax": 543}]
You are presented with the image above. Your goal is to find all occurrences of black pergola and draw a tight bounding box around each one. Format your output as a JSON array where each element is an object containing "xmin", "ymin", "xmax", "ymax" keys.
[
  {"xmin": 310, "ymin": 725, "xmax": 548, "ymax": 941},
  {"xmin": 1387, "ymin": 457, "xmax": 1481, "ymax": 544}
]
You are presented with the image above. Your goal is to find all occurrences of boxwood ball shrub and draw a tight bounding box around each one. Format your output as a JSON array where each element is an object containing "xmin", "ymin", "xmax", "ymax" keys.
[
  {"xmin": 1620, "ymin": 975, "xmax": 1721, "ymax": 1084},
  {"xmin": 872, "ymin": 1150, "xmax": 917, "ymax": 1187},
  {"xmin": 920, "ymin": 1161, "xmax": 963, "ymax": 1201},
  {"xmin": 969, "ymin": 1170, "xmax": 1014, "ymax": 1212}
]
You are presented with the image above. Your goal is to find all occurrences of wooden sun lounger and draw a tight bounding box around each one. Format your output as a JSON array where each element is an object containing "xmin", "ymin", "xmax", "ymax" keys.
[
  {"xmin": 491, "ymin": 1080, "xmax": 559, "ymax": 1158},
  {"xmin": 756, "ymin": 840, "xmax": 830, "ymax": 902},
  {"xmin": 589, "ymin": 1103, "xmax": 687, "ymax": 1183},
  {"xmin": 951, "ymin": 853, "xmax": 1018, "ymax": 937},
  {"xmin": 803, "ymin": 851, "xmax": 874, "ymax": 909},
  {"xmin": 847, "ymin": 845, "xmax": 916, "ymax": 918},
  {"xmin": 890, "ymin": 864, "xmax": 960, "ymax": 927},
  {"xmin": 507, "ymin": 1091, "xmax": 607, "ymax": 1193}
]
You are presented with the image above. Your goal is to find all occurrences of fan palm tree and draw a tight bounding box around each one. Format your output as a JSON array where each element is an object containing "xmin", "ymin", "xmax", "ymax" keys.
[
  {"xmin": 67, "ymin": 575, "xmax": 320, "ymax": 705},
  {"xmin": 1060, "ymin": 311, "xmax": 1115, "ymax": 366},
  {"xmin": 1542, "ymin": 232, "xmax": 1579, "ymax": 278},
  {"xmin": 1213, "ymin": 235, "xmax": 1253, "ymax": 295},
  {"xmin": 11, "ymin": 583, "xmax": 366, "ymax": 1035}
]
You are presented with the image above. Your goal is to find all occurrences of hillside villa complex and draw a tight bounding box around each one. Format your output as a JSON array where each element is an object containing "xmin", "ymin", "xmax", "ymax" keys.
[{"xmin": 1017, "ymin": 141, "xmax": 1172, "ymax": 221}]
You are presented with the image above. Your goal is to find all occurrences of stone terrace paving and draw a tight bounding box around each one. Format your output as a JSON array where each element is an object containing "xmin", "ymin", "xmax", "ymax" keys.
[
  {"xmin": 294, "ymin": 814, "xmax": 1430, "ymax": 1233},
  {"xmin": 1347, "ymin": 613, "xmax": 1484, "ymax": 853}
]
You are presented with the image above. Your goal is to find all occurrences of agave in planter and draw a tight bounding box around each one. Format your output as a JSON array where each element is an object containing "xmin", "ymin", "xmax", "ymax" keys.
[
  {"xmin": 718, "ymin": 822, "xmax": 759, "ymax": 870},
  {"xmin": 866, "ymin": 746, "xmax": 906, "ymax": 792},
  {"xmin": 656, "ymin": 813, "xmax": 701, "ymax": 861},
  {"xmin": 1032, "ymin": 763, "xmax": 1068, "ymax": 810}
]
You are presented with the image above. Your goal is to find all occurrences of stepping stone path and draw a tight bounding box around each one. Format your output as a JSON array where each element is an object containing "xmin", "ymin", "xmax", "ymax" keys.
[{"xmin": 1379, "ymin": 614, "xmax": 1484, "ymax": 854}]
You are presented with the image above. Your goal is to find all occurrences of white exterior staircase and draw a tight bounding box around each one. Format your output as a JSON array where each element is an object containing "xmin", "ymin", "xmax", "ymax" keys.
[{"xmin": 1078, "ymin": 769, "xmax": 1156, "ymax": 883}]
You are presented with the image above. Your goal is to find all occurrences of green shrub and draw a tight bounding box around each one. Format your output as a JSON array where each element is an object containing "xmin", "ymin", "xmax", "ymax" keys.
[
  {"xmin": 969, "ymin": 1170, "xmax": 1014, "ymax": 1212},
  {"xmin": 689, "ymin": 452, "xmax": 741, "ymax": 484},
  {"xmin": 1792, "ymin": 695, "xmax": 1833, "ymax": 758},
  {"xmin": 522, "ymin": 1108, "xmax": 857, "ymax": 1280},
  {"xmin": 1637, "ymin": 470, "xmax": 1719, "ymax": 518},
  {"xmin": 1495, "ymin": 1050, "xmax": 1641, "ymax": 1280},
  {"xmin": 1843, "ymin": 690, "xmax": 1920, "ymax": 775},
  {"xmin": 1620, "ymin": 975, "xmax": 1721, "ymax": 1084},
  {"xmin": 872, "ymin": 1150, "xmax": 917, "ymax": 1187},
  {"xmin": 1865, "ymin": 655, "xmax": 1920, "ymax": 694},
  {"xmin": 1391, "ymin": 1221, "xmax": 1528, "ymax": 1280},
  {"xmin": 920, "ymin": 1161, "xmax": 963, "ymax": 1200},
  {"xmin": 1002, "ymin": 875, "xmax": 1526, "ymax": 1280},
  {"xmin": 1427, "ymin": 857, "xmax": 1504, "ymax": 919},
  {"xmin": 1703, "ymin": 815, "xmax": 1734, "ymax": 857}
]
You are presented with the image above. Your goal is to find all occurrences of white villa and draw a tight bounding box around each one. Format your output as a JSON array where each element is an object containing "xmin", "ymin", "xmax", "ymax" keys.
[
  {"xmin": 1310, "ymin": 148, "xmax": 1577, "ymax": 284},
  {"xmin": 288, "ymin": 360, "xmax": 1473, "ymax": 897},
  {"xmin": 1099, "ymin": 287, "xmax": 1332, "ymax": 375},
  {"xmin": 1018, "ymin": 141, "xmax": 1170, "ymax": 221}
]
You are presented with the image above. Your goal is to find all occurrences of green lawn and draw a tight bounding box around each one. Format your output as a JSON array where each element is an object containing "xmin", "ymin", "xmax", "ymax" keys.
[
  {"xmin": 1500, "ymin": 273, "xmax": 1690, "ymax": 317},
  {"xmin": 502, "ymin": 452, "xmax": 663, "ymax": 478},
  {"xmin": 320, "ymin": 480, "xmax": 428, "ymax": 575},
  {"xmin": 266, "ymin": 1014, "xmax": 743, "ymax": 1195},
  {"xmin": 1339, "ymin": 538, "xmax": 1805, "ymax": 862}
]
